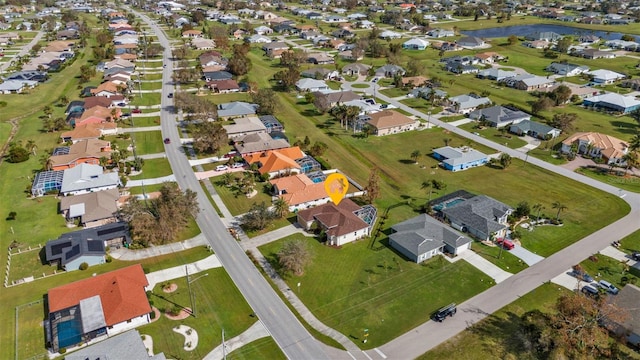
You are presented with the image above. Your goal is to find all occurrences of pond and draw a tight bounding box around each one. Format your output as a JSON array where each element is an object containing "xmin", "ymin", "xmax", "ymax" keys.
[{"xmin": 461, "ymin": 23, "xmax": 638, "ymax": 41}]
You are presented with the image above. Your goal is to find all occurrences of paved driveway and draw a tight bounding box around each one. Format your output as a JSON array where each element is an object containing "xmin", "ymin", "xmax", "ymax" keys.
[{"xmin": 509, "ymin": 245, "xmax": 545, "ymax": 266}]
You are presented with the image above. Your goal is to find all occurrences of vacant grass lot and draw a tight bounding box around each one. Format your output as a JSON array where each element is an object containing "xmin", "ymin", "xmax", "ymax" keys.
[
  {"xmin": 130, "ymin": 93, "xmax": 161, "ymax": 107},
  {"xmin": 576, "ymin": 167, "xmax": 640, "ymax": 193},
  {"xmin": 141, "ymin": 267, "xmax": 256, "ymax": 360},
  {"xmin": 8, "ymin": 247, "xmax": 211, "ymax": 359},
  {"xmin": 130, "ymin": 158, "xmax": 172, "ymax": 180},
  {"xmin": 125, "ymin": 116, "xmax": 161, "ymax": 127},
  {"xmin": 210, "ymin": 176, "xmax": 274, "ymax": 216},
  {"xmin": 132, "ymin": 131, "xmax": 164, "ymax": 155},
  {"xmin": 260, "ymin": 234, "xmax": 494, "ymax": 349},
  {"xmin": 15, "ymin": 300, "xmax": 47, "ymax": 360}
]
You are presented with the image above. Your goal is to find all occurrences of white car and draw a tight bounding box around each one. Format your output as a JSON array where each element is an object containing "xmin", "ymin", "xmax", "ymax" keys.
[
  {"xmin": 232, "ymin": 162, "xmax": 244, "ymax": 169},
  {"xmin": 215, "ymin": 165, "xmax": 229, "ymax": 171}
]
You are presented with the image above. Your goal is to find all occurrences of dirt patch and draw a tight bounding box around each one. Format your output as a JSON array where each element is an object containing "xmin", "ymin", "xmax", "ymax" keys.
[
  {"xmin": 162, "ymin": 283, "xmax": 178, "ymax": 293},
  {"xmin": 165, "ymin": 307, "xmax": 192, "ymax": 321}
]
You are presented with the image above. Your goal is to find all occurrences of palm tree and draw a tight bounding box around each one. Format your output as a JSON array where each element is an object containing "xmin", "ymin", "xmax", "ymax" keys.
[
  {"xmin": 500, "ymin": 153, "xmax": 512, "ymax": 169},
  {"xmin": 273, "ymin": 197, "xmax": 290, "ymax": 218},
  {"xmin": 222, "ymin": 172, "xmax": 234, "ymax": 187},
  {"xmin": 410, "ymin": 150, "xmax": 421, "ymax": 164},
  {"xmin": 622, "ymin": 151, "xmax": 638, "ymax": 175},
  {"xmin": 532, "ymin": 203, "xmax": 544, "ymax": 224},
  {"xmin": 421, "ymin": 180, "xmax": 436, "ymax": 202},
  {"xmin": 552, "ymin": 201, "xmax": 567, "ymax": 221},
  {"xmin": 25, "ymin": 140, "xmax": 37, "ymax": 156},
  {"xmin": 629, "ymin": 133, "xmax": 640, "ymax": 153}
]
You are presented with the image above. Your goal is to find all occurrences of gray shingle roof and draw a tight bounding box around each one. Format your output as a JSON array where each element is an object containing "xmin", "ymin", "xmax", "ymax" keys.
[
  {"xmin": 441, "ymin": 195, "xmax": 512, "ymax": 237},
  {"xmin": 390, "ymin": 214, "xmax": 471, "ymax": 257},
  {"xmin": 469, "ymin": 105, "xmax": 530, "ymax": 126},
  {"xmin": 217, "ymin": 101, "xmax": 259, "ymax": 117},
  {"xmin": 65, "ymin": 330, "xmax": 166, "ymax": 360},
  {"xmin": 509, "ymin": 119, "xmax": 558, "ymax": 135}
]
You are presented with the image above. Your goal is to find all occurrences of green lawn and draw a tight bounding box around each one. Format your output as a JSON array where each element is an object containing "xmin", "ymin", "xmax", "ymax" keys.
[
  {"xmin": 124, "ymin": 116, "xmax": 161, "ymax": 127},
  {"xmin": 575, "ymin": 167, "xmax": 640, "ymax": 193},
  {"xmin": 129, "ymin": 157, "xmax": 172, "ymax": 180},
  {"xmin": 129, "ymin": 93, "xmax": 161, "ymax": 107},
  {"xmin": 259, "ymin": 234, "xmax": 494, "ymax": 349},
  {"xmin": 399, "ymin": 97, "xmax": 441, "ymax": 113},
  {"xmin": 140, "ymin": 81, "xmax": 163, "ymax": 91},
  {"xmin": 132, "ymin": 131, "xmax": 165, "ymax": 155},
  {"xmin": 439, "ymin": 115, "xmax": 466, "ymax": 122},
  {"xmin": 210, "ymin": 175, "xmax": 274, "ymax": 216},
  {"xmin": 471, "ymin": 242, "xmax": 529, "ymax": 273},
  {"xmin": 227, "ymin": 337, "xmax": 286, "ymax": 360},
  {"xmin": 458, "ymin": 122, "xmax": 529, "ymax": 149},
  {"xmin": 579, "ymin": 254, "xmax": 639, "ymax": 291},
  {"xmin": 126, "ymin": 182, "xmax": 167, "ymax": 195},
  {"xmin": 379, "ymin": 87, "xmax": 406, "ymax": 98},
  {"xmin": 140, "ymin": 267, "xmax": 257, "ymax": 360},
  {"xmin": 350, "ymin": 83, "xmax": 369, "ymax": 88},
  {"xmin": 15, "ymin": 300, "xmax": 48, "ymax": 360}
]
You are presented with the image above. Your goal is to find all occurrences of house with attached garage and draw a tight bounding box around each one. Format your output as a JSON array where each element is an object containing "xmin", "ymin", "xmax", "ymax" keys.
[
  {"xmin": 441, "ymin": 195, "xmax": 513, "ymax": 240},
  {"xmin": 501, "ymin": 73, "xmax": 555, "ymax": 91},
  {"xmin": 476, "ymin": 68, "xmax": 518, "ymax": 81},
  {"xmin": 577, "ymin": 48, "xmax": 616, "ymax": 59},
  {"xmin": 217, "ymin": 102, "xmax": 259, "ymax": 118},
  {"xmin": 342, "ymin": 63, "xmax": 371, "ymax": 76},
  {"xmin": 362, "ymin": 110, "xmax": 418, "ymax": 136},
  {"xmin": 546, "ymin": 62, "xmax": 589, "ymax": 76},
  {"xmin": 456, "ymin": 36, "xmax": 485, "ymax": 48},
  {"xmin": 375, "ymin": 64, "xmax": 406, "ymax": 78},
  {"xmin": 60, "ymin": 163, "xmax": 121, "ymax": 196},
  {"xmin": 296, "ymin": 78, "xmax": 329, "ymax": 92},
  {"xmin": 223, "ymin": 116, "xmax": 268, "ymax": 140},
  {"xmin": 270, "ymin": 174, "xmax": 330, "ymax": 211},
  {"xmin": 587, "ymin": 69, "xmax": 626, "ymax": 84},
  {"xmin": 432, "ymin": 146, "xmax": 489, "ymax": 171},
  {"xmin": 468, "ymin": 105, "xmax": 531, "ymax": 128},
  {"xmin": 46, "ymin": 265, "xmax": 151, "ymax": 353},
  {"xmin": 297, "ymin": 198, "xmax": 377, "ymax": 246},
  {"xmin": 583, "ymin": 93, "xmax": 640, "ymax": 114},
  {"xmin": 560, "ymin": 132, "xmax": 629, "ymax": 165},
  {"xmin": 449, "ymin": 94, "xmax": 491, "ymax": 114},
  {"xmin": 402, "ymin": 38, "xmax": 429, "ymax": 50},
  {"xmin": 509, "ymin": 120, "xmax": 561, "ymax": 139},
  {"xmin": 389, "ymin": 214, "xmax": 472, "ymax": 262},
  {"xmin": 59, "ymin": 188, "xmax": 120, "ymax": 228}
]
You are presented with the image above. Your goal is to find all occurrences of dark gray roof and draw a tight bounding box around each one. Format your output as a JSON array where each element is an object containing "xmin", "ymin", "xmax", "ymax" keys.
[
  {"xmin": 390, "ymin": 214, "xmax": 471, "ymax": 256},
  {"xmin": 203, "ymin": 70, "xmax": 233, "ymax": 80},
  {"xmin": 607, "ymin": 284, "xmax": 640, "ymax": 335},
  {"xmin": 65, "ymin": 329, "xmax": 166, "ymax": 360},
  {"xmin": 509, "ymin": 119, "xmax": 558, "ymax": 135},
  {"xmin": 441, "ymin": 195, "xmax": 512, "ymax": 236},
  {"xmin": 468, "ymin": 105, "xmax": 530, "ymax": 126},
  {"xmin": 217, "ymin": 101, "xmax": 258, "ymax": 117}
]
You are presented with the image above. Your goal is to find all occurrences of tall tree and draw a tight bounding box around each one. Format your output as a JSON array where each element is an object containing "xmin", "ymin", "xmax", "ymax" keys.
[
  {"xmin": 500, "ymin": 153, "xmax": 512, "ymax": 169},
  {"xmin": 191, "ymin": 121, "xmax": 228, "ymax": 155},
  {"xmin": 410, "ymin": 150, "xmax": 421, "ymax": 164},
  {"xmin": 532, "ymin": 203, "xmax": 544, "ymax": 223},
  {"xmin": 251, "ymin": 89, "xmax": 279, "ymax": 115},
  {"xmin": 364, "ymin": 167, "xmax": 381, "ymax": 203},
  {"xmin": 273, "ymin": 197, "xmax": 290, "ymax": 218},
  {"xmin": 241, "ymin": 202, "xmax": 275, "ymax": 231},
  {"xmin": 277, "ymin": 240, "xmax": 312, "ymax": 276}
]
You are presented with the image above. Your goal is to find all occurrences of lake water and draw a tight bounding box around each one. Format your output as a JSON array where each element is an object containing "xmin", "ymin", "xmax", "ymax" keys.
[{"xmin": 461, "ymin": 23, "xmax": 638, "ymax": 41}]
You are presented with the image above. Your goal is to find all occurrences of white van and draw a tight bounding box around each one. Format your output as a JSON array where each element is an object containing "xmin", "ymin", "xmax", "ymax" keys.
[{"xmin": 598, "ymin": 280, "xmax": 619, "ymax": 295}]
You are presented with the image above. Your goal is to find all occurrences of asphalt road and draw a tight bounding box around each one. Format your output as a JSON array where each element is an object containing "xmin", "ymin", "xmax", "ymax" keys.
[{"xmin": 135, "ymin": 12, "xmax": 335, "ymax": 360}]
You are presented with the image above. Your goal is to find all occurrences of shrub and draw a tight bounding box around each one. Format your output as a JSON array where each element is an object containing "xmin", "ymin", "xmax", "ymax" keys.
[
  {"xmin": 59, "ymin": 348, "xmax": 67, "ymax": 354},
  {"xmin": 105, "ymin": 255, "xmax": 113, "ymax": 263},
  {"xmin": 79, "ymin": 262, "xmax": 89, "ymax": 270}
]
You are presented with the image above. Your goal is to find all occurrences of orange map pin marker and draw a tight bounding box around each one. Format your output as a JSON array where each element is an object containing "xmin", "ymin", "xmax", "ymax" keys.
[{"xmin": 324, "ymin": 173, "xmax": 349, "ymax": 205}]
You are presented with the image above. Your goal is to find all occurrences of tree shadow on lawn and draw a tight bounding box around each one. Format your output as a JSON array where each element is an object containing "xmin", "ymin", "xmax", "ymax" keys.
[
  {"xmin": 398, "ymin": 159, "xmax": 417, "ymax": 165},
  {"xmin": 611, "ymin": 121, "xmax": 639, "ymax": 136}
]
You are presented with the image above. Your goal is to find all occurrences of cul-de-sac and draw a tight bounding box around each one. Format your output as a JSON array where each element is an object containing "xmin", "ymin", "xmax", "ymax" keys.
[{"xmin": 3, "ymin": 0, "xmax": 640, "ymax": 359}]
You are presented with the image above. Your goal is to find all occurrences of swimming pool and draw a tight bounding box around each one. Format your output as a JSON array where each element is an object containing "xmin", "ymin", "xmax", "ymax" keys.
[
  {"xmin": 57, "ymin": 320, "xmax": 82, "ymax": 349},
  {"xmin": 433, "ymin": 198, "xmax": 466, "ymax": 211}
]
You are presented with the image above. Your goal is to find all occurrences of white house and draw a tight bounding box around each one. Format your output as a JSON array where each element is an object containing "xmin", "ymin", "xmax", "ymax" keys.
[
  {"xmin": 587, "ymin": 69, "xmax": 626, "ymax": 84},
  {"xmin": 295, "ymin": 78, "xmax": 329, "ymax": 92},
  {"xmin": 402, "ymin": 38, "xmax": 429, "ymax": 50}
]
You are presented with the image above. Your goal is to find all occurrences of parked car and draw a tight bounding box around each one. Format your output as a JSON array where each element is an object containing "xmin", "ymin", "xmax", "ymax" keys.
[
  {"xmin": 117, "ymin": 102, "xmax": 126, "ymax": 107},
  {"xmin": 632, "ymin": 252, "xmax": 640, "ymax": 261},
  {"xmin": 223, "ymin": 152, "xmax": 238, "ymax": 159},
  {"xmin": 132, "ymin": 108, "xmax": 142, "ymax": 114},
  {"xmin": 121, "ymin": 113, "xmax": 131, "ymax": 118},
  {"xmin": 164, "ymin": 138, "xmax": 171, "ymax": 144},
  {"xmin": 232, "ymin": 162, "xmax": 244, "ymax": 168},
  {"xmin": 496, "ymin": 238, "xmax": 515, "ymax": 250},
  {"xmin": 598, "ymin": 280, "xmax": 619, "ymax": 295},
  {"xmin": 215, "ymin": 165, "xmax": 229, "ymax": 171},
  {"xmin": 571, "ymin": 270, "xmax": 594, "ymax": 283},
  {"xmin": 371, "ymin": 77, "xmax": 379, "ymax": 83},
  {"xmin": 581, "ymin": 285, "xmax": 599, "ymax": 297},
  {"xmin": 433, "ymin": 303, "xmax": 456, "ymax": 322},
  {"xmin": 168, "ymin": 93, "xmax": 173, "ymax": 98}
]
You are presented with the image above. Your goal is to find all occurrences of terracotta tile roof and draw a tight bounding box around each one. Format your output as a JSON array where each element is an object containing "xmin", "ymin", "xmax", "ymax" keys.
[
  {"xmin": 115, "ymin": 43, "xmax": 138, "ymax": 49},
  {"xmin": 115, "ymin": 53, "xmax": 137, "ymax": 61},
  {"xmin": 255, "ymin": 147, "xmax": 304, "ymax": 175},
  {"xmin": 48, "ymin": 264, "xmax": 151, "ymax": 326},
  {"xmin": 208, "ymin": 79, "xmax": 240, "ymax": 91},
  {"xmin": 366, "ymin": 110, "xmax": 415, "ymax": 130},
  {"xmin": 562, "ymin": 132, "xmax": 628, "ymax": 160},
  {"xmin": 91, "ymin": 81, "xmax": 123, "ymax": 95},
  {"xmin": 270, "ymin": 174, "xmax": 328, "ymax": 206},
  {"xmin": 244, "ymin": 147, "xmax": 304, "ymax": 167},
  {"xmin": 61, "ymin": 122, "xmax": 117, "ymax": 141},
  {"xmin": 402, "ymin": 76, "xmax": 429, "ymax": 86},
  {"xmin": 297, "ymin": 198, "xmax": 368, "ymax": 237},
  {"xmin": 44, "ymin": 40, "xmax": 75, "ymax": 52},
  {"xmin": 50, "ymin": 139, "xmax": 112, "ymax": 167},
  {"xmin": 84, "ymin": 96, "xmax": 115, "ymax": 109},
  {"xmin": 79, "ymin": 106, "xmax": 118, "ymax": 122}
]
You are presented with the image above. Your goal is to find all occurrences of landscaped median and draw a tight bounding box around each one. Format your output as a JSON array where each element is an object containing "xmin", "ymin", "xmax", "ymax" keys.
[{"xmin": 259, "ymin": 234, "xmax": 494, "ymax": 349}]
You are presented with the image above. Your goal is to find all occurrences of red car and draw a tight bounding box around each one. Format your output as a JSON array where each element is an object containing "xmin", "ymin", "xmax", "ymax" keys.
[
  {"xmin": 132, "ymin": 108, "xmax": 142, "ymax": 114},
  {"xmin": 496, "ymin": 238, "xmax": 515, "ymax": 250}
]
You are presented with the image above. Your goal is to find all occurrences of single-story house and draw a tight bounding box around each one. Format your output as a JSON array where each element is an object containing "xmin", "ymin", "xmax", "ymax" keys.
[
  {"xmin": 259, "ymin": 115, "xmax": 284, "ymax": 133},
  {"xmin": 262, "ymin": 41, "xmax": 288, "ymax": 57},
  {"xmin": 60, "ymin": 163, "xmax": 120, "ymax": 196},
  {"xmin": 307, "ymin": 52, "xmax": 334, "ymax": 65},
  {"xmin": 474, "ymin": 52, "xmax": 504, "ymax": 64},
  {"xmin": 560, "ymin": 132, "xmax": 629, "ymax": 165},
  {"xmin": 546, "ymin": 62, "xmax": 590, "ymax": 76},
  {"xmin": 270, "ymin": 174, "xmax": 330, "ymax": 211},
  {"xmin": 523, "ymin": 40, "xmax": 550, "ymax": 49},
  {"xmin": 312, "ymin": 90, "xmax": 361, "ymax": 107},
  {"xmin": 191, "ymin": 37, "xmax": 215, "ymax": 50},
  {"xmin": 223, "ymin": 116, "xmax": 268, "ymax": 140},
  {"xmin": 46, "ymin": 265, "xmax": 151, "ymax": 352},
  {"xmin": 408, "ymin": 87, "xmax": 448, "ymax": 100},
  {"xmin": 603, "ymin": 284, "xmax": 640, "ymax": 347},
  {"xmin": 207, "ymin": 79, "xmax": 241, "ymax": 93},
  {"xmin": 587, "ymin": 69, "xmax": 626, "ymax": 84},
  {"xmin": 49, "ymin": 139, "xmax": 112, "ymax": 171},
  {"xmin": 583, "ymin": 93, "xmax": 640, "ymax": 114},
  {"xmin": 389, "ymin": 214, "xmax": 472, "ymax": 263},
  {"xmin": 476, "ymin": 68, "xmax": 518, "ymax": 81},
  {"xmin": 342, "ymin": 63, "xmax": 371, "ymax": 76},
  {"xmin": 449, "ymin": 94, "xmax": 491, "ymax": 114},
  {"xmin": 0, "ymin": 79, "xmax": 38, "ymax": 94},
  {"xmin": 363, "ymin": 110, "xmax": 418, "ymax": 136},
  {"xmin": 468, "ymin": 105, "xmax": 531, "ymax": 128},
  {"xmin": 60, "ymin": 123, "xmax": 117, "ymax": 144},
  {"xmin": 509, "ymin": 120, "xmax": 561, "ymax": 139},
  {"xmin": 500, "ymin": 73, "xmax": 555, "ymax": 91},
  {"xmin": 246, "ymin": 34, "xmax": 272, "ymax": 43},
  {"xmin": 375, "ymin": 64, "xmax": 406, "ymax": 78},
  {"xmin": 217, "ymin": 101, "xmax": 259, "ymax": 118},
  {"xmin": 432, "ymin": 146, "xmax": 489, "ymax": 171},
  {"xmin": 578, "ymin": 48, "xmax": 616, "ymax": 59},
  {"xmin": 59, "ymin": 188, "xmax": 120, "ymax": 227},
  {"xmin": 297, "ymin": 198, "xmax": 376, "ymax": 246},
  {"xmin": 182, "ymin": 29, "xmax": 202, "ymax": 38},
  {"xmin": 427, "ymin": 28, "xmax": 455, "ymax": 38},
  {"xmin": 254, "ymin": 25, "xmax": 273, "ymax": 35},
  {"xmin": 61, "ymin": 329, "xmax": 165, "ymax": 360},
  {"xmin": 234, "ymin": 132, "xmax": 290, "ymax": 155},
  {"xmin": 243, "ymin": 146, "xmax": 304, "ymax": 178},
  {"xmin": 379, "ymin": 30, "xmax": 402, "ymax": 40},
  {"xmin": 441, "ymin": 195, "xmax": 513, "ymax": 240},
  {"xmin": 301, "ymin": 67, "xmax": 339, "ymax": 80},
  {"xmin": 524, "ymin": 31, "xmax": 563, "ymax": 41},
  {"xmin": 402, "ymin": 38, "xmax": 429, "ymax": 50},
  {"xmin": 296, "ymin": 78, "xmax": 329, "ymax": 92}
]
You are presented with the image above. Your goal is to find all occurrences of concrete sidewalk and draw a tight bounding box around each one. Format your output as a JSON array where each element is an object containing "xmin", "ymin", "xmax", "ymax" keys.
[
  {"xmin": 119, "ymin": 126, "xmax": 161, "ymax": 133},
  {"xmin": 458, "ymin": 251, "xmax": 513, "ymax": 283},
  {"xmin": 126, "ymin": 152, "xmax": 166, "ymax": 161},
  {"xmin": 600, "ymin": 245, "xmax": 636, "ymax": 263},
  {"xmin": 203, "ymin": 321, "xmax": 270, "ymax": 360},
  {"xmin": 240, "ymin": 224, "xmax": 312, "ymax": 250},
  {"xmin": 145, "ymin": 254, "xmax": 222, "ymax": 290},
  {"xmin": 110, "ymin": 234, "xmax": 207, "ymax": 260},
  {"xmin": 127, "ymin": 174, "xmax": 176, "ymax": 187}
]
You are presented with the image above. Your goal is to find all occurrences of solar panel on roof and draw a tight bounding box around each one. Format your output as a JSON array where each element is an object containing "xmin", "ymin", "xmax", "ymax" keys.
[
  {"xmin": 96, "ymin": 224, "xmax": 126, "ymax": 237},
  {"xmin": 50, "ymin": 241, "xmax": 73, "ymax": 255},
  {"xmin": 52, "ymin": 147, "xmax": 70, "ymax": 156},
  {"xmin": 64, "ymin": 244, "xmax": 81, "ymax": 260},
  {"xmin": 87, "ymin": 240, "xmax": 103, "ymax": 252}
]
